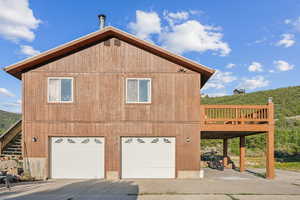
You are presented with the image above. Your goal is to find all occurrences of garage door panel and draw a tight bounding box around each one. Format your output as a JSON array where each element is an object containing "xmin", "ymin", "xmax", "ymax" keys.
[
  {"xmin": 122, "ymin": 137, "xmax": 175, "ymax": 178},
  {"xmin": 51, "ymin": 137, "xmax": 104, "ymax": 179}
]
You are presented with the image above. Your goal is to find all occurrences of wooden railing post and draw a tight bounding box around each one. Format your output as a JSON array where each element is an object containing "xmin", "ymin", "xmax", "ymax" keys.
[
  {"xmin": 240, "ymin": 107, "xmax": 244, "ymax": 125},
  {"xmin": 268, "ymin": 98, "xmax": 274, "ymax": 124},
  {"xmin": 235, "ymin": 108, "xmax": 238, "ymax": 124},
  {"xmin": 266, "ymin": 98, "xmax": 275, "ymax": 179}
]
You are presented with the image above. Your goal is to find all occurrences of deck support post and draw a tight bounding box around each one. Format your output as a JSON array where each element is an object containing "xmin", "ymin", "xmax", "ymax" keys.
[
  {"xmin": 239, "ymin": 136, "xmax": 245, "ymax": 172},
  {"xmin": 266, "ymin": 98, "xmax": 275, "ymax": 179},
  {"xmin": 223, "ymin": 138, "xmax": 228, "ymax": 168},
  {"xmin": 266, "ymin": 129, "xmax": 275, "ymax": 179}
]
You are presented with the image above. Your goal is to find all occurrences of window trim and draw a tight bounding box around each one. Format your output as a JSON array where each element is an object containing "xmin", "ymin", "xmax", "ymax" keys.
[
  {"xmin": 47, "ymin": 77, "xmax": 74, "ymax": 103},
  {"xmin": 126, "ymin": 78, "xmax": 151, "ymax": 104}
]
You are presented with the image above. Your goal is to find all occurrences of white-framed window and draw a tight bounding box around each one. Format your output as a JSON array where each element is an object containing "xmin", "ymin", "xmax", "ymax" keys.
[
  {"xmin": 48, "ymin": 77, "xmax": 73, "ymax": 103},
  {"xmin": 126, "ymin": 78, "xmax": 151, "ymax": 103}
]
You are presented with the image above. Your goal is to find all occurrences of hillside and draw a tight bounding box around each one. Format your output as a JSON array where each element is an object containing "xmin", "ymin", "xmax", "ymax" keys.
[
  {"xmin": 202, "ymin": 86, "xmax": 300, "ymax": 119},
  {"xmin": 0, "ymin": 110, "xmax": 21, "ymax": 135}
]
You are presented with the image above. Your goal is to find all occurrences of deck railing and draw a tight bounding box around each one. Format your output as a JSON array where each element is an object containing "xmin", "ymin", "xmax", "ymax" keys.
[{"xmin": 201, "ymin": 104, "xmax": 273, "ymax": 125}]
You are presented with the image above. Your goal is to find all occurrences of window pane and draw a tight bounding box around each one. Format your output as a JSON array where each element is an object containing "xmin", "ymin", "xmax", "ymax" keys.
[
  {"xmin": 61, "ymin": 79, "xmax": 72, "ymax": 101},
  {"xmin": 48, "ymin": 79, "xmax": 61, "ymax": 102},
  {"xmin": 139, "ymin": 80, "xmax": 149, "ymax": 102},
  {"xmin": 127, "ymin": 79, "xmax": 138, "ymax": 102}
]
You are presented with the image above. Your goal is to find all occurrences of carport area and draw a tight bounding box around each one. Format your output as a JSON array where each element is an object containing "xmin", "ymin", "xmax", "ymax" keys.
[
  {"xmin": 200, "ymin": 101, "xmax": 275, "ymax": 179},
  {"xmin": 201, "ymin": 130, "xmax": 274, "ymax": 179}
]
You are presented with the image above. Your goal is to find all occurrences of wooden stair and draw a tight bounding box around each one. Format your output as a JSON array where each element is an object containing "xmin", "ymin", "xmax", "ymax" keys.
[
  {"xmin": 1, "ymin": 133, "xmax": 22, "ymax": 155},
  {"xmin": 0, "ymin": 120, "xmax": 22, "ymax": 156}
]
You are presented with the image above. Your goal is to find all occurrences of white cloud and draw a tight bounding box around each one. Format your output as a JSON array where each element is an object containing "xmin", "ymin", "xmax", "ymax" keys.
[
  {"xmin": 247, "ymin": 38, "xmax": 267, "ymax": 46},
  {"xmin": 0, "ymin": 100, "xmax": 21, "ymax": 113},
  {"xmin": 274, "ymin": 60, "xmax": 294, "ymax": 71},
  {"xmin": 165, "ymin": 11, "xmax": 189, "ymax": 20},
  {"xmin": 203, "ymin": 82, "xmax": 225, "ymax": 90},
  {"xmin": 2, "ymin": 102, "xmax": 20, "ymax": 107},
  {"xmin": 128, "ymin": 10, "xmax": 161, "ymax": 41},
  {"xmin": 163, "ymin": 11, "xmax": 189, "ymax": 25},
  {"xmin": 248, "ymin": 62, "xmax": 263, "ymax": 72},
  {"xmin": 160, "ymin": 20, "xmax": 231, "ymax": 56},
  {"xmin": 285, "ymin": 17, "xmax": 300, "ymax": 32},
  {"xmin": 284, "ymin": 19, "xmax": 291, "ymax": 24},
  {"xmin": 189, "ymin": 10, "xmax": 202, "ymax": 15},
  {"xmin": 239, "ymin": 76, "xmax": 269, "ymax": 90},
  {"xmin": 214, "ymin": 70, "xmax": 237, "ymax": 84},
  {"xmin": 202, "ymin": 70, "xmax": 236, "ymax": 90},
  {"xmin": 206, "ymin": 92, "xmax": 228, "ymax": 97},
  {"xmin": 254, "ymin": 38, "xmax": 267, "ymax": 44},
  {"xmin": 163, "ymin": 10, "xmax": 203, "ymax": 25},
  {"xmin": 0, "ymin": 0, "xmax": 41, "ymax": 42},
  {"xmin": 276, "ymin": 34, "xmax": 295, "ymax": 48},
  {"xmin": 226, "ymin": 63, "xmax": 236, "ymax": 69},
  {"xmin": 128, "ymin": 10, "xmax": 231, "ymax": 56},
  {"xmin": 0, "ymin": 88, "xmax": 15, "ymax": 97},
  {"xmin": 20, "ymin": 45, "xmax": 40, "ymax": 56}
]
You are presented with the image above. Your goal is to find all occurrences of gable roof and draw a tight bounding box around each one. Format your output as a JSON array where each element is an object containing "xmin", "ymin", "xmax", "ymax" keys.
[{"xmin": 3, "ymin": 26, "xmax": 215, "ymax": 87}]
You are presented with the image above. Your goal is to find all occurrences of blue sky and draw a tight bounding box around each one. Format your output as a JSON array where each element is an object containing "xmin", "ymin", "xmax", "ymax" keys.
[{"xmin": 0, "ymin": 0, "xmax": 299, "ymax": 113}]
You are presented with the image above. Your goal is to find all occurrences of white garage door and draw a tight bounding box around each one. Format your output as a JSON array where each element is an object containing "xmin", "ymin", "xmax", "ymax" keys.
[
  {"xmin": 121, "ymin": 137, "xmax": 175, "ymax": 178},
  {"xmin": 51, "ymin": 137, "xmax": 104, "ymax": 179}
]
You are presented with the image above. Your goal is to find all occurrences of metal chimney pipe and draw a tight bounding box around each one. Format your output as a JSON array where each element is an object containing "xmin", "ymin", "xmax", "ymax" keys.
[{"xmin": 98, "ymin": 14, "xmax": 106, "ymax": 29}]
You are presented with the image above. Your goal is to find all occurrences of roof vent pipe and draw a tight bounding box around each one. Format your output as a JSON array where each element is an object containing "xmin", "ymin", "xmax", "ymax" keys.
[{"xmin": 98, "ymin": 14, "xmax": 106, "ymax": 29}]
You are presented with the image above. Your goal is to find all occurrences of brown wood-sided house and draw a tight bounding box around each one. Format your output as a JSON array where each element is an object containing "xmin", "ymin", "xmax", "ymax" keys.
[{"xmin": 3, "ymin": 23, "xmax": 275, "ymax": 180}]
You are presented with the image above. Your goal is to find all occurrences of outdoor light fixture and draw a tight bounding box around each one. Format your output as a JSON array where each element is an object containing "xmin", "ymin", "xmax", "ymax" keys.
[
  {"xmin": 186, "ymin": 137, "xmax": 191, "ymax": 143},
  {"xmin": 32, "ymin": 137, "xmax": 38, "ymax": 142}
]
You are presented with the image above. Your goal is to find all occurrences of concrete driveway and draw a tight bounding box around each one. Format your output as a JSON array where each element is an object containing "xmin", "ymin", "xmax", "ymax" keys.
[{"xmin": 0, "ymin": 169, "xmax": 300, "ymax": 200}]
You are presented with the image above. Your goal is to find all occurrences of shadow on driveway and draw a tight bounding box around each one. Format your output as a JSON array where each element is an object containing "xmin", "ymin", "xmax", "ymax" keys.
[{"xmin": 0, "ymin": 179, "xmax": 139, "ymax": 200}]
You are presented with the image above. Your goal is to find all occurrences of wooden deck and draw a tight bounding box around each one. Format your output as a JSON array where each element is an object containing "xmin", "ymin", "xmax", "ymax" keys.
[{"xmin": 200, "ymin": 102, "xmax": 274, "ymax": 139}]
